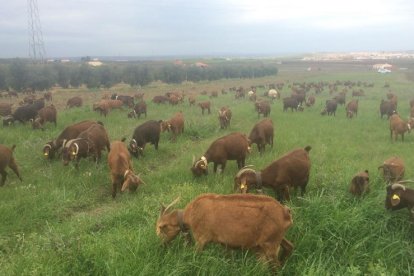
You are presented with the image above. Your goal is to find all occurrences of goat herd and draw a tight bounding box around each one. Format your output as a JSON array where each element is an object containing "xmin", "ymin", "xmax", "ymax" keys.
[{"xmin": 1, "ymin": 79, "xmax": 414, "ymax": 270}]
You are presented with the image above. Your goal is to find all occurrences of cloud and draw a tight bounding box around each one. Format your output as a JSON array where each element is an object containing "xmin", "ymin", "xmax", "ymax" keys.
[
  {"xmin": 223, "ymin": 0, "xmax": 413, "ymax": 29},
  {"xmin": 0, "ymin": 0, "xmax": 413, "ymax": 57}
]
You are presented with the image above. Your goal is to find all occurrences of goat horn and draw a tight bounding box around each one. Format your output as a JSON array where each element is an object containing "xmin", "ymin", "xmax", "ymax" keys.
[
  {"xmin": 235, "ymin": 165, "xmax": 256, "ymax": 178},
  {"xmin": 391, "ymin": 183, "xmax": 406, "ymax": 191},
  {"xmin": 164, "ymin": 197, "xmax": 180, "ymax": 214},
  {"xmin": 395, "ymin": 180, "xmax": 414, "ymax": 184},
  {"xmin": 137, "ymin": 174, "xmax": 146, "ymax": 185}
]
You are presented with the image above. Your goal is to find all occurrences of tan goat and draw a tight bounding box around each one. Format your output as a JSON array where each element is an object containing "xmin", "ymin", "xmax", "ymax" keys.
[
  {"xmin": 389, "ymin": 114, "xmax": 414, "ymax": 142},
  {"xmin": 156, "ymin": 193, "xmax": 293, "ymax": 268},
  {"xmin": 108, "ymin": 140, "xmax": 144, "ymax": 198},
  {"xmin": 161, "ymin": 112, "xmax": 184, "ymax": 141}
]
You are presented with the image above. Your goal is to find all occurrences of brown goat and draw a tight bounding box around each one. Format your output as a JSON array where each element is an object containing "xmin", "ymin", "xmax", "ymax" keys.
[
  {"xmin": 346, "ymin": 99, "xmax": 358, "ymax": 118},
  {"xmin": 378, "ymin": 157, "xmax": 405, "ymax": 184},
  {"xmin": 198, "ymin": 101, "xmax": 211, "ymax": 115},
  {"xmin": 66, "ymin": 96, "xmax": 83, "ymax": 108},
  {"xmin": 389, "ymin": 114, "xmax": 414, "ymax": 142},
  {"xmin": 349, "ymin": 170, "xmax": 369, "ymax": 196},
  {"xmin": 385, "ymin": 183, "xmax": 414, "ymax": 219},
  {"xmin": 93, "ymin": 101, "xmax": 110, "ymax": 117},
  {"xmin": 133, "ymin": 100, "xmax": 147, "ymax": 119},
  {"xmin": 234, "ymin": 146, "xmax": 312, "ymax": 202},
  {"xmin": 94, "ymin": 99, "xmax": 124, "ymax": 116},
  {"xmin": 255, "ymin": 100, "xmax": 271, "ymax": 118},
  {"xmin": 32, "ymin": 104, "xmax": 57, "ymax": 129},
  {"xmin": 161, "ymin": 112, "xmax": 184, "ymax": 141},
  {"xmin": 108, "ymin": 140, "xmax": 144, "ymax": 198},
  {"xmin": 43, "ymin": 120, "xmax": 97, "ymax": 160},
  {"xmin": 218, "ymin": 106, "xmax": 232, "ymax": 129},
  {"xmin": 248, "ymin": 118, "xmax": 274, "ymax": 154},
  {"xmin": 156, "ymin": 194, "xmax": 294, "ymax": 268},
  {"xmin": 380, "ymin": 99, "xmax": 396, "ymax": 119},
  {"xmin": 62, "ymin": 123, "xmax": 110, "ymax": 167},
  {"xmin": 188, "ymin": 95, "xmax": 196, "ymax": 106},
  {"xmin": 0, "ymin": 144, "xmax": 22, "ymax": 186},
  {"xmin": 0, "ymin": 103, "xmax": 12, "ymax": 116},
  {"xmin": 191, "ymin": 132, "xmax": 250, "ymax": 176},
  {"xmin": 305, "ymin": 95, "xmax": 315, "ymax": 106}
]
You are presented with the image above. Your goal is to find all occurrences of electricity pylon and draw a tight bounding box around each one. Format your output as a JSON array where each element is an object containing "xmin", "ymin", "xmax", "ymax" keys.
[{"xmin": 27, "ymin": 0, "xmax": 46, "ymax": 63}]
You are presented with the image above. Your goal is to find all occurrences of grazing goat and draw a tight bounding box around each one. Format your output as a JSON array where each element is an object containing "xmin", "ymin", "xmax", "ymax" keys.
[
  {"xmin": 234, "ymin": 146, "xmax": 311, "ymax": 202},
  {"xmin": 43, "ymin": 120, "xmax": 97, "ymax": 160},
  {"xmin": 32, "ymin": 104, "xmax": 57, "ymax": 129},
  {"xmin": 108, "ymin": 140, "xmax": 144, "ymax": 198},
  {"xmin": 198, "ymin": 101, "xmax": 211, "ymax": 115},
  {"xmin": 133, "ymin": 101, "xmax": 147, "ymax": 119},
  {"xmin": 62, "ymin": 123, "xmax": 110, "ymax": 168},
  {"xmin": 248, "ymin": 118, "xmax": 274, "ymax": 154},
  {"xmin": 346, "ymin": 99, "xmax": 358, "ymax": 118},
  {"xmin": 191, "ymin": 132, "xmax": 250, "ymax": 176},
  {"xmin": 160, "ymin": 112, "xmax": 184, "ymax": 141},
  {"xmin": 128, "ymin": 120, "xmax": 161, "ymax": 158},
  {"xmin": 378, "ymin": 157, "xmax": 405, "ymax": 184},
  {"xmin": 385, "ymin": 182, "xmax": 414, "ymax": 219},
  {"xmin": 283, "ymin": 97, "xmax": 299, "ymax": 112},
  {"xmin": 0, "ymin": 144, "xmax": 22, "ymax": 186},
  {"xmin": 66, "ymin": 96, "xmax": 82, "ymax": 108},
  {"xmin": 156, "ymin": 194, "xmax": 294, "ymax": 269}
]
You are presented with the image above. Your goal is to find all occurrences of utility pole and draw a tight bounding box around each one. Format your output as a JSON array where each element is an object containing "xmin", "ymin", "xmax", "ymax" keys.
[{"xmin": 27, "ymin": 0, "xmax": 46, "ymax": 63}]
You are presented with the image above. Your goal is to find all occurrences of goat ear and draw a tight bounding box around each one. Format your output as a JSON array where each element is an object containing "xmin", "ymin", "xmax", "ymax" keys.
[{"xmin": 391, "ymin": 193, "xmax": 401, "ymax": 206}]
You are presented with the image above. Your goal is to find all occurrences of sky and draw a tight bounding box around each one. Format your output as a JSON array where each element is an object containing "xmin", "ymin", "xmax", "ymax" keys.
[{"xmin": 1, "ymin": 0, "xmax": 414, "ymax": 58}]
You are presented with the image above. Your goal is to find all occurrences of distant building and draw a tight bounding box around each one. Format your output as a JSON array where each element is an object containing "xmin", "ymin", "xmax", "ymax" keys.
[
  {"xmin": 174, "ymin": 60, "xmax": 184, "ymax": 66},
  {"xmin": 195, "ymin": 62, "xmax": 208, "ymax": 68},
  {"xmin": 373, "ymin": 63, "xmax": 392, "ymax": 70},
  {"xmin": 378, "ymin": 68, "xmax": 391, "ymax": 74},
  {"xmin": 87, "ymin": 61, "xmax": 103, "ymax": 67}
]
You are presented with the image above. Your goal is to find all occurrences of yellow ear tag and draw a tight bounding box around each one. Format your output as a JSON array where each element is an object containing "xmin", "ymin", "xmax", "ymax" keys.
[
  {"xmin": 392, "ymin": 194, "xmax": 400, "ymax": 200},
  {"xmin": 71, "ymin": 151, "xmax": 76, "ymax": 156},
  {"xmin": 240, "ymin": 183, "xmax": 246, "ymax": 190},
  {"xmin": 200, "ymin": 164, "xmax": 205, "ymax": 168},
  {"xmin": 44, "ymin": 152, "xmax": 48, "ymax": 156}
]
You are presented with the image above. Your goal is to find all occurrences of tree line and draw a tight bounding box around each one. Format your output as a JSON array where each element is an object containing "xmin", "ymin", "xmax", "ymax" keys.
[{"xmin": 0, "ymin": 59, "xmax": 278, "ymax": 92}]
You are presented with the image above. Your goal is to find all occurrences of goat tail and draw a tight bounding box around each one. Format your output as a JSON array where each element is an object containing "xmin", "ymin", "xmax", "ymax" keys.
[
  {"xmin": 304, "ymin": 145, "xmax": 312, "ymax": 152},
  {"xmin": 11, "ymin": 144, "xmax": 16, "ymax": 151}
]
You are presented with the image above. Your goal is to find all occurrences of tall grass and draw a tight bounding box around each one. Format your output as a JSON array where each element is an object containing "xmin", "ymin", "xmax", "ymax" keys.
[{"xmin": 1, "ymin": 68, "xmax": 414, "ymax": 275}]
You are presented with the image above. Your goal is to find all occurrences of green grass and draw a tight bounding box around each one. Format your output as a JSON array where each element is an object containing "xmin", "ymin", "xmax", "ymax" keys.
[{"xmin": 1, "ymin": 65, "xmax": 414, "ymax": 275}]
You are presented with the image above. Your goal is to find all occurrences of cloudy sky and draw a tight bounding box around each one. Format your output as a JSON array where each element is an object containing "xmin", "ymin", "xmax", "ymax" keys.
[{"xmin": 1, "ymin": 0, "xmax": 413, "ymax": 58}]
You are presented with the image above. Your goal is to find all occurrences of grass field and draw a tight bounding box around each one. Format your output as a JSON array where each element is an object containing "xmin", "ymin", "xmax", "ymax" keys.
[{"xmin": 1, "ymin": 61, "xmax": 414, "ymax": 275}]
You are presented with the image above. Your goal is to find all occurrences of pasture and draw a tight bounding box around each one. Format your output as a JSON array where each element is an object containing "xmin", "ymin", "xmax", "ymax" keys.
[{"xmin": 1, "ymin": 61, "xmax": 414, "ymax": 275}]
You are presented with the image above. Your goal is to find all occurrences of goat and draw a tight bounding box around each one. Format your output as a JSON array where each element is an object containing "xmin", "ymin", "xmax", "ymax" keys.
[{"xmin": 108, "ymin": 140, "xmax": 144, "ymax": 198}]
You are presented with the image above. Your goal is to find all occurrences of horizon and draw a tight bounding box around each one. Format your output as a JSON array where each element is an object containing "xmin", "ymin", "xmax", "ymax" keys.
[{"xmin": 3, "ymin": 50, "xmax": 414, "ymax": 62}]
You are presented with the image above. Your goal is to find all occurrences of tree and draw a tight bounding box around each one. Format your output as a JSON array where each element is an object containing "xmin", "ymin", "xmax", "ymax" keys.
[
  {"xmin": 0, "ymin": 65, "xmax": 8, "ymax": 91},
  {"xmin": 27, "ymin": 66, "xmax": 54, "ymax": 91},
  {"xmin": 55, "ymin": 64, "xmax": 70, "ymax": 88},
  {"xmin": 8, "ymin": 59, "xmax": 29, "ymax": 92}
]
